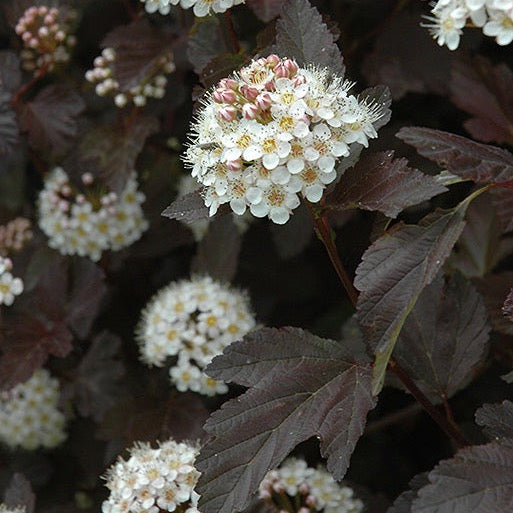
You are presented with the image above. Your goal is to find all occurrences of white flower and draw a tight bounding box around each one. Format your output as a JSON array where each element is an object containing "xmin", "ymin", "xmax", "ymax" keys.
[
  {"xmin": 259, "ymin": 458, "xmax": 363, "ymax": 513},
  {"xmin": 422, "ymin": 5, "xmax": 466, "ymax": 50},
  {"xmin": 137, "ymin": 276, "xmax": 256, "ymax": 396},
  {"xmin": 0, "ymin": 369, "xmax": 67, "ymax": 450},
  {"xmin": 184, "ymin": 56, "xmax": 385, "ymax": 224},
  {"xmin": 140, "ymin": 0, "xmax": 245, "ymax": 16},
  {"xmin": 483, "ymin": 8, "xmax": 513, "ymax": 44},
  {"xmin": 38, "ymin": 168, "xmax": 148, "ymax": 261},
  {"xmin": 103, "ymin": 439, "xmax": 201, "ymax": 513},
  {"xmin": 0, "ymin": 257, "xmax": 23, "ymax": 307}
]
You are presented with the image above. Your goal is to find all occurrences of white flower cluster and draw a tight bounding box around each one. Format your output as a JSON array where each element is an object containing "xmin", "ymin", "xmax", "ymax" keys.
[
  {"xmin": 140, "ymin": 0, "xmax": 244, "ymax": 17},
  {"xmin": 102, "ymin": 438, "xmax": 201, "ymax": 513},
  {"xmin": 0, "ymin": 369, "xmax": 67, "ymax": 450},
  {"xmin": 85, "ymin": 47, "xmax": 175, "ymax": 108},
  {"xmin": 0, "ymin": 218, "xmax": 33, "ymax": 256},
  {"xmin": 0, "ymin": 505, "xmax": 25, "ymax": 513},
  {"xmin": 15, "ymin": 5, "xmax": 76, "ymax": 73},
  {"xmin": 424, "ymin": 0, "xmax": 513, "ymax": 49},
  {"xmin": 184, "ymin": 55, "xmax": 384, "ymax": 225},
  {"xmin": 0, "ymin": 256, "xmax": 23, "ymax": 307},
  {"xmin": 177, "ymin": 174, "xmax": 251, "ymax": 241},
  {"xmin": 259, "ymin": 459, "xmax": 363, "ymax": 513},
  {"xmin": 137, "ymin": 276, "xmax": 255, "ymax": 396},
  {"xmin": 38, "ymin": 167, "xmax": 148, "ymax": 262}
]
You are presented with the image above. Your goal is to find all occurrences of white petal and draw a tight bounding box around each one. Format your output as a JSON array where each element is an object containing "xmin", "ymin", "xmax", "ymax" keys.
[
  {"xmin": 230, "ymin": 198, "xmax": 247, "ymax": 215},
  {"xmin": 271, "ymin": 166, "xmax": 290, "ymax": 185},
  {"xmin": 293, "ymin": 121, "xmax": 310, "ymax": 138},
  {"xmin": 263, "ymin": 153, "xmax": 280, "ymax": 170},
  {"xmin": 304, "ymin": 147, "xmax": 319, "ymax": 161},
  {"xmin": 243, "ymin": 145, "xmax": 263, "ymax": 161},
  {"xmin": 304, "ymin": 184, "xmax": 324, "ymax": 202},
  {"xmin": 246, "ymin": 187, "xmax": 263, "ymax": 204},
  {"xmin": 287, "ymin": 158, "xmax": 305, "ymax": 174},
  {"xmin": 269, "ymin": 207, "xmax": 290, "ymax": 224},
  {"xmin": 250, "ymin": 202, "xmax": 269, "ymax": 218},
  {"xmin": 317, "ymin": 156, "xmax": 335, "ymax": 173}
]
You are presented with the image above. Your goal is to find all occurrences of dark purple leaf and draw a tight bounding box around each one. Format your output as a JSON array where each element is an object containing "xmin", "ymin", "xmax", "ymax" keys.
[
  {"xmin": 450, "ymin": 57, "xmax": 513, "ymax": 145},
  {"xmin": 412, "ymin": 442, "xmax": 513, "ymax": 513},
  {"xmin": 475, "ymin": 400, "xmax": 513, "ymax": 445},
  {"xmin": 449, "ymin": 194, "xmax": 503, "ymax": 277},
  {"xmin": 355, "ymin": 199, "xmax": 473, "ymax": 395},
  {"xmin": 76, "ymin": 114, "xmax": 158, "ymax": 193},
  {"xmin": 327, "ymin": 151, "xmax": 446, "ymax": 218},
  {"xmin": 274, "ymin": 0, "xmax": 345, "ymax": 76},
  {"xmin": 197, "ymin": 327, "xmax": 376, "ymax": 513},
  {"xmin": 476, "ymin": 272, "xmax": 513, "ymax": 335},
  {"xmin": 270, "ymin": 202, "xmax": 313, "ymax": 259},
  {"xmin": 20, "ymin": 84, "xmax": 85, "ymax": 158},
  {"xmin": 4, "ymin": 473, "xmax": 36, "ymax": 513},
  {"xmin": 396, "ymin": 127, "xmax": 513, "ymax": 184},
  {"xmin": 0, "ymin": 50, "xmax": 22, "ymax": 93},
  {"xmin": 64, "ymin": 331, "xmax": 125, "ymax": 422},
  {"xmin": 490, "ymin": 187, "xmax": 513, "ymax": 233},
  {"xmin": 503, "ymin": 289, "xmax": 513, "ymax": 321},
  {"xmin": 187, "ymin": 17, "xmax": 228, "ymax": 75},
  {"xmin": 362, "ymin": 9, "xmax": 453, "ymax": 100},
  {"xmin": 393, "ymin": 274, "xmax": 490, "ymax": 402},
  {"xmin": 246, "ymin": 0, "xmax": 283, "ymax": 22},
  {"xmin": 65, "ymin": 258, "xmax": 107, "ymax": 339},
  {"xmin": 191, "ymin": 215, "xmax": 241, "ymax": 282},
  {"xmin": 162, "ymin": 190, "xmax": 210, "ymax": 222},
  {"xmin": 200, "ymin": 53, "xmax": 246, "ymax": 89},
  {"xmin": 102, "ymin": 20, "xmax": 175, "ymax": 91},
  {"xmin": 0, "ymin": 91, "xmax": 18, "ymax": 156},
  {"xmin": 387, "ymin": 473, "xmax": 429, "ymax": 513},
  {"xmin": 98, "ymin": 392, "xmax": 209, "ymax": 444}
]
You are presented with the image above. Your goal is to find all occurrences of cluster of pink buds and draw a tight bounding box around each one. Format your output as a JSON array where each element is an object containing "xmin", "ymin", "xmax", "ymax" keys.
[
  {"xmin": 0, "ymin": 218, "xmax": 33, "ymax": 257},
  {"xmin": 212, "ymin": 55, "xmax": 304, "ymax": 123},
  {"xmin": 15, "ymin": 5, "xmax": 76, "ymax": 73},
  {"xmin": 85, "ymin": 47, "xmax": 175, "ymax": 108}
]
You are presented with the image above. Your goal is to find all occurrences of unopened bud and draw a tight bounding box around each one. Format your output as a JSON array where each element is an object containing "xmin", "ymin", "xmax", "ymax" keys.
[
  {"xmin": 242, "ymin": 103, "xmax": 259, "ymax": 119},
  {"xmin": 218, "ymin": 105, "xmax": 237, "ymax": 121}
]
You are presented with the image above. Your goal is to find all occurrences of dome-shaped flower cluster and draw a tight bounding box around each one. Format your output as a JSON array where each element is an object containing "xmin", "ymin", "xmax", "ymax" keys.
[
  {"xmin": 38, "ymin": 167, "xmax": 148, "ymax": 262},
  {"xmin": 184, "ymin": 55, "xmax": 385, "ymax": 225},
  {"xmin": 0, "ymin": 256, "xmax": 23, "ymax": 307},
  {"xmin": 15, "ymin": 5, "xmax": 76, "ymax": 73},
  {"xmin": 424, "ymin": 0, "xmax": 513, "ymax": 49},
  {"xmin": 85, "ymin": 47, "xmax": 175, "ymax": 108},
  {"xmin": 102, "ymin": 438, "xmax": 201, "ymax": 513},
  {"xmin": 259, "ymin": 458, "xmax": 363, "ymax": 513},
  {"xmin": 0, "ymin": 218, "xmax": 33, "ymax": 256},
  {"xmin": 137, "ymin": 276, "xmax": 255, "ymax": 396},
  {"xmin": 140, "ymin": 0, "xmax": 244, "ymax": 17},
  {"xmin": 0, "ymin": 369, "xmax": 67, "ymax": 450}
]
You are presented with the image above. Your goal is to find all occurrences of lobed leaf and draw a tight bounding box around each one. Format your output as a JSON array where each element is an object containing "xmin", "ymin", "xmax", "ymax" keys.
[
  {"xmin": 327, "ymin": 151, "xmax": 446, "ymax": 218},
  {"xmin": 0, "ymin": 91, "xmax": 19, "ymax": 156},
  {"xmin": 187, "ymin": 17, "xmax": 228, "ymax": 76},
  {"xmin": 393, "ymin": 274, "xmax": 490, "ymax": 402},
  {"xmin": 274, "ymin": 0, "xmax": 345, "ymax": 76},
  {"xmin": 475, "ymin": 400, "xmax": 513, "ymax": 445},
  {"xmin": 197, "ymin": 327, "xmax": 376, "ymax": 513},
  {"xmin": 102, "ymin": 20, "xmax": 175, "ymax": 92},
  {"xmin": 476, "ymin": 272, "xmax": 513, "ymax": 336},
  {"xmin": 396, "ymin": 127, "xmax": 513, "ymax": 184},
  {"xmin": 355, "ymin": 194, "xmax": 478, "ymax": 395},
  {"xmin": 19, "ymin": 84, "xmax": 85, "ymax": 159},
  {"xmin": 191, "ymin": 215, "xmax": 241, "ymax": 282},
  {"xmin": 387, "ymin": 473, "xmax": 429, "ymax": 513},
  {"xmin": 246, "ymin": 0, "xmax": 283, "ymax": 22},
  {"xmin": 200, "ymin": 53, "xmax": 246, "ymax": 89},
  {"xmin": 412, "ymin": 442, "xmax": 513, "ymax": 513},
  {"xmin": 450, "ymin": 57, "xmax": 513, "ymax": 146},
  {"xmin": 503, "ymin": 288, "xmax": 513, "ymax": 321},
  {"xmin": 162, "ymin": 190, "xmax": 210, "ymax": 222},
  {"xmin": 490, "ymin": 187, "xmax": 513, "ymax": 233}
]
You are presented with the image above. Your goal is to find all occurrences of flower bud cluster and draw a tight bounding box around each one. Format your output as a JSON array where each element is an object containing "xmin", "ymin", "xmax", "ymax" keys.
[
  {"xmin": 424, "ymin": 0, "xmax": 513, "ymax": 49},
  {"xmin": 0, "ymin": 256, "xmax": 23, "ymax": 307},
  {"xmin": 0, "ymin": 218, "xmax": 33, "ymax": 256},
  {"xmin": 140, "ymin": 0, "xmax": 244, "ymax": 17},
  {"xmin": 177, "ymin": 174, "xmax": 252, "ymax": 241},
  {"xmin": 38, "ymin": 167, "xmax": 148, "ymax": 262},
  {"xmin": 15, "ymin": 5, "xmax": 76, "ymax": 73},
  {"xmin": 184, "ymin": 55, "xmax": 385, "ymax": 225},
  {"xmin": 102, "ymin": 438, "xmax": 201, "ymax": 513},
  {"xmin": 259, "ymin": 459, "xmax": 363, "ymax": 513},
  {"xmin": 0, "ymin": 369, "xmax": 67, "ymax": 450},
  {"xmin": 0, "ymin": 506, "xmax": 25, "ymax": 513},
  {"xmin": 137, "ymin": 276, "xmax": 256, "ymax": 396},
  {"xmin": 85, "ymin": 47, "xmax": 175, "ymax": 108}
]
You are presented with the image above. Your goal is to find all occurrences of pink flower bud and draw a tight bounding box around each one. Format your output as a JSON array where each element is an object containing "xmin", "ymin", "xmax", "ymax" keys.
[
  {"xmin": 22, "ymin": 32, "xmax": 32, "ymax": 42},
  {"xmin": 226, "ymin": 159, "xmax": 242, "ymax": 171},
  {"xmin": 219, "ymin": 78, "xmax": 238, "ymax": 90},
  {"xmin": 264, "ymin": 80, "xmax": 275, "ymax": 91},
  {"xmin": 38, "ymin": 26, "xmax": 49, "ymax": 37},
  {"xmin": 81, "ymin": 172, "xmax": 94, "ymax": 185},
  {"xmin": 218, "ymin": 105, "xmax": 237, "ymax": 121},
  {"xmin": 38, "ymin": 6, "xmax": 48, "ymax": 15},
  {"xmin": 293, "ymin": 74, "xmax": 307, "ymax": 86},
  {"xmin": 305, "ymin": 495, "xmax": 317, "ymax": 507},
  {"xmin": 284, "ymin": 59, "xmax": 298, "ymax": 76},
  {"xmin": 266, "ymin": 54, "xmax": 280, "ymax": 66},
  {"xmin": 298, "ymin": 483, "xmax": 310, "ymax": 494},
  {"xmin": 213, "ymin": 89, "xmax": 224, "ymax": 103},
  {"xmin": 44, "ymin": 14, "xmax": 54, "ymax": 24},
  {"xmin": 274, "ymin": 62, "xmax": 289, "ymax": 78},
  {"xmin": 240, "ymin": 85, "xmax": 259, "ymax": 101},
  {"xmin": 28, "ymin": 38, "xmax": 39, "ymax": 48},
  {"xmin": 220, "ymin": 89, "xmax": 236, "ymax": 103},
  {"xmin": 255, "ymin": 93, "xmax": 272, "ymax": 110},
  {"xmin": 242, "ymin": 103, "xmax": 259, "ymax": 119}
]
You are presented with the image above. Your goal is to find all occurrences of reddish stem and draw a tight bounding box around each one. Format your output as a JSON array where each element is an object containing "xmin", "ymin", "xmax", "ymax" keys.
[
  {"xmin": 11, "ymin": 63, "xmax": 50, "ymax": 107},
  {"xmin": 223, "ymin": 10, "xmax": 240, "ymax": 54}
]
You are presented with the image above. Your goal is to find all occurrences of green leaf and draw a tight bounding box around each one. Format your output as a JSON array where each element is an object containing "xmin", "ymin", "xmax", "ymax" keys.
[
  {"xmin": 393, "ymin": 274, "xmax": 490, "ymax": 402},
  {"xmin": 196, "ymin": 327, "xmax": 376, "ymax": 513},
  {"xmin": 327, "ymin": 151, "xmax": 446, "ymax": 218},
  {"xmin": 412, "ymin": 442, "xmax": 513, "ymax": 513},
  {"xmin": 355, "ymin": 192, "xmax": 485, "ymax": 395},
  {"xmin": 274, "ymin": 0, "xmax": 345, "ymax": 75}
]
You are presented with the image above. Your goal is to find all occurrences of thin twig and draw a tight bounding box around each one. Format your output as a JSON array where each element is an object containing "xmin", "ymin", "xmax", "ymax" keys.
[
  {"xmin": 223, "ymin": 10, "xmax": 240, "ymax": 54},
  {"xmin": 11, "ymin": 63, "xmax": 50, "ymax": 107}
]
